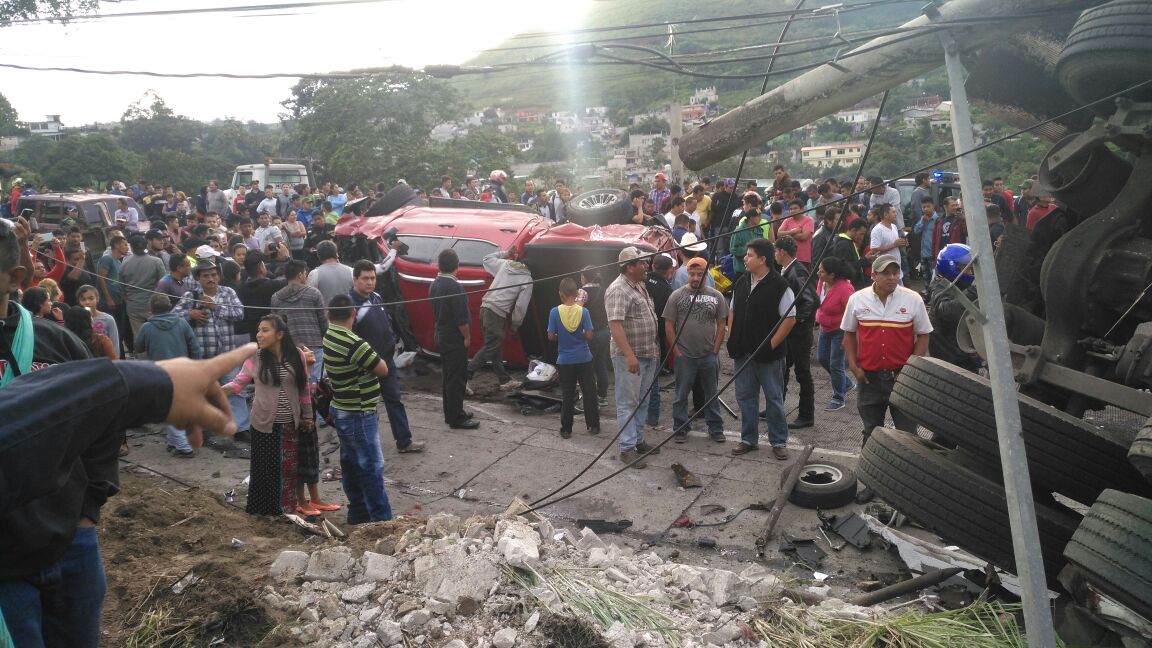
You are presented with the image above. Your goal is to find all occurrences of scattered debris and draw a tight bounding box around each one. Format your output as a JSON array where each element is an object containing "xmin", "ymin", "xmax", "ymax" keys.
[
  {"xmin": 780, "ymin": 536, "xmax": 826, "ymax": 570},
  {"xmin": 574, "ymin": 519, "xmax": 632, "ymax": 535},
  {"xmin": 670, "ymin": 463, "xmax": 700, "ymax": 488},
  {"xmin": 171, "ymin": 571, "xmax": 201, "ymax": 595},
  {"xmin": 849, "ymin": 568, "xmax": 964, "ymax": 606},
  {"xmin": 757, "ymin": 445, "xmax": 815, "ymax": 553},
  {"xmin": 820, "ymin": 511, "xmax": 872, "ymax": 550},
  {"xmin": 699, "ymin": 503, "xmax": 726, "ymax": 516}
]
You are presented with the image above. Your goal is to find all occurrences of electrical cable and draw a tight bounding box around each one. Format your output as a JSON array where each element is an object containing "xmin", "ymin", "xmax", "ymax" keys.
[
  {"xmin": 24, "ymin": 78, "xmax": 1152, "ymax": 316},
  {"xmin": 526, "ymin": 87, "xmax": 892, "ymax": 515},
  {"xmin": 529, "ymin": 0, "xmax": 810, "ymax": 508}
]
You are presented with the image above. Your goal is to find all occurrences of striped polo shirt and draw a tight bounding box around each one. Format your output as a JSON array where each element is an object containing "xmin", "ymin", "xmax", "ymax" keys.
[
  {"xmin": 840, "ymin": 285, "xmax": 933, "ymax": 371},
  {"xmin": 322, "ymin": 323, "xmax": 382, "ymax": 412}
]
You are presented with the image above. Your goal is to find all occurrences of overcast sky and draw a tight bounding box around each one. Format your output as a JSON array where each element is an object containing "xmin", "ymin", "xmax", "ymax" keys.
[{"xmin": 0, "ymin": 0, "xmax": 592, "ymax": 126}]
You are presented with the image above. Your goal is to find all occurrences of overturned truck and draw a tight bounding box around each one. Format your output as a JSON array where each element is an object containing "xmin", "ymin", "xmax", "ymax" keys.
[{"xmin": 679, "ymin": 0, "xmax": 1152, "ymax": 636}]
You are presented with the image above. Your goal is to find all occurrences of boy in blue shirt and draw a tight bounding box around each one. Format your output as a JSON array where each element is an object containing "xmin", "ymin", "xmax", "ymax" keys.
[{"xmin": 547, "ymin": 278, "xmax": 600, "ymax": 438}]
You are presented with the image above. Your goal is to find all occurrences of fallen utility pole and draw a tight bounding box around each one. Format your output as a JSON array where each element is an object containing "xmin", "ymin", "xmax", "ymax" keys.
[
  {"xmin": 938, "ymin": 29, "xmax": 1057, "ymax": 648},
  {"xmin": 678, "ymin": 0, "xmax": 1102, "ymax": 170},
  {"xmin": 757, "ymin": 444, "xmax": 814, "ymax": 554}
]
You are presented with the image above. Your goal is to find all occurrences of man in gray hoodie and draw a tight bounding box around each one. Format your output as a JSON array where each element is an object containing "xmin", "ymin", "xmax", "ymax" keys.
[
  {"xmin": 467, "ymin": 247, "xmax": 533, "ymax": 390},
  {"xmin": 135, "ymin": 293, "xmax": 201, "ymax": 456},
  {"xmin": 272, "ymin": 260, "xmax": 328, "ymax": 389}
]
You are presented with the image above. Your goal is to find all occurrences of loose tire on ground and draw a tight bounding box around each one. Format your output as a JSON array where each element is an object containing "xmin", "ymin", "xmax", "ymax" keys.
[
  {"xmin": 1131, "ymin": 423, "xmax": 1152, "ymax": 484},
  {"xmin": 566, "ymin": 189, "xmax": 632, "ymax": 226},
  {"xmin": 1056, "ymin": 0, "xmax": 1152, "ymax": 107},
  {"xmin": 1063, "ymin": 489, "xmax": 1152, "ymax": 619},
  {"xmin": 859, "ymin": 427, "xmax": 1081, "ymax": 582},
  {"xmin": 889, "ymin": 356, "xmax": 1150, "ymax": 504},
  {"xmin": 787, "ymin": 462, "xmax": 858, "ymax": 509}
]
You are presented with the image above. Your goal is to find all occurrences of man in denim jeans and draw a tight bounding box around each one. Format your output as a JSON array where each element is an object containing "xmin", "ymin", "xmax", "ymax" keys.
[
  {"xmin": 663, "ymin": 257, "xmax": 728, "ymax": 443},
  {"xmin": 726, "ymin": 238, "xmax": 796, "ymax": 460},
  {"xmin": 323, "ymin": 294, "xmax": 394, "ymax": 523},
  {"xmin": 605, "ymin": 246, "xmax": 662, "ymax": 468}
]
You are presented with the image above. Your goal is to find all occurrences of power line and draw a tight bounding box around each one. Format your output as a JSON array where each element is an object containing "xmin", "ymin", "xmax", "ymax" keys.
[{"xmin": 2, "ymin": 0, "xmax": 400, "ymax": 25}]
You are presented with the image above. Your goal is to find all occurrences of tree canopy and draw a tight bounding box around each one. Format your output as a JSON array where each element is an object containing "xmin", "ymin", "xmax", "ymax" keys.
[{"xmin": 0, "ymin": 0, "xmax": 97, "ymax": 22}]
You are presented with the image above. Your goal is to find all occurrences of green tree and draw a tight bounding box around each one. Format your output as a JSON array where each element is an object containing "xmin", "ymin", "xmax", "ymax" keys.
[
  {"xmin": 282, "ymin": 71, "xmax": 462, "ymax": 185},
  {"xmin": 0, "ymin": 0, "xmax": 97, "ymax": 22},
  {"xmin": 15, "ymin": 133, "xmax": 140, "ymax": 190},
  {"xmin": 423, "ymin": 126, "xmax": 515, "ymax": 190},
  {"xmin": 0, "ymin": 91, "xmax": 21, "ymax": 136},
  {"xmin": 119, "ymin": 92, "xmax": 203, "ymax": 155}
]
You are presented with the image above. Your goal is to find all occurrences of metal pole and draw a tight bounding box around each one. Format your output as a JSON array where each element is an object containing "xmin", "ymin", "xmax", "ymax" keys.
[{"xmin": 940, "ymin": 35, "xmax": 1056, "ymax": 647}]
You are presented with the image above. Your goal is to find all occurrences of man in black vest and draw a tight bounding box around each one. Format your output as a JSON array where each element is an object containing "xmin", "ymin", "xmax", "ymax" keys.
[{"xmin": 727, "ymin": 238, "xmax": 796, "ymax": 460}]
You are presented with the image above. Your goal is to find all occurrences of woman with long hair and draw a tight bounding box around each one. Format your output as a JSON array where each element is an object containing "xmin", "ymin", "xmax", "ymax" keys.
[
  {"xmin": 63, "ymin": 304, "xmax": 116, "ymax": 359},
  {"xmin": 814, "ymin": 255, "xmax": 856, "ymax": 411},
  {"xmin": 223, "ymin": 315, "xmax": 336, "ymax": 515}
]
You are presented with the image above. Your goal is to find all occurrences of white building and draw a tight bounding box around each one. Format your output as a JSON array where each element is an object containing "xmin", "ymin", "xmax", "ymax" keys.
[
  {"xmin": 800, "ymin": 142, "xmax": 867, "ymax": 169},
  {"xmin": 28, "ymin": 115, "xmax": 64, "ymax": 140},
  {"xmin": 689, "ymin": 86, "xmax": 718, "ymax": 105}
]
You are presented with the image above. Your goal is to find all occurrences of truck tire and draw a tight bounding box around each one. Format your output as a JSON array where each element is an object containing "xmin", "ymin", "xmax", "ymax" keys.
[
  {"xmin": 889, "ymin": 356, "xmax": 1150, "ymax": 504},
  {"xmin": 1057, "ymin": 0, "xmax": 1152, "ymax": 107},
  {"xmin": 787, "ymin": 461, "xmax": 857, "ymax": 509},
  {"xmin": 1063, "ymin": 489, "xmax": 1152, "ymax": 619},
  {"xmin": 860, "ymin": 427, "xmax": 1081, "ymax": 582},
  {"xmin": 1131, "ymin": 423, "xmax": 1152, "ymax": 483},
  {"xmin": 364, "ymin": 183, "xmax": 418, "ymax": 217},
  {"xmin": 566, "ymin": 189, "xmax": 632, "ymax": 226}
]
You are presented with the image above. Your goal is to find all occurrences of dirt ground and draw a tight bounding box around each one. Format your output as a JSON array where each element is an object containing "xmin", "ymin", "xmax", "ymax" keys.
[{"xmin": 98, "ymin": 470, "xmax": 421, "ymax": 647}]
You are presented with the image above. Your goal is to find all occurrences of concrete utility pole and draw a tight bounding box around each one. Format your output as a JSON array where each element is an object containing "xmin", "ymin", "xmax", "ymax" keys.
[
  {"xmin": 939, "ymin": 32, "xmax": 1057, "ymax": 648},
  {"xmin": 677, "ymin": 0, "xmax": 1102, "ymax": 170},
  {"xmin": 668, "ymin": 103, "xmax": 684, "ymax": 184}
]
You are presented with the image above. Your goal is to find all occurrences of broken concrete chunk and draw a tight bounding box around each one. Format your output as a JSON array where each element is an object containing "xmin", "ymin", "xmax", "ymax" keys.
[
  {"xmin": 606, "ymin": 567, "xmax": 632, "ymax": 584},
  {"xmin": 359, "ymin": 552, "xmax": 403, "ymax": 583},
  {"xmin": 442, "ymin": 640, "xmax": 468, "ymax": 648},
  {"xmin": 304, "ymin": 547, "xmax": 355, "ymax": 583},
  {"xmin": 493, "ymin": 627, "xmax": 518, "ymax": 648},
  {"xmin": 701, "ymin": 621, "xmax": 741, "ymax": 646},
  {"xmin": 400, "ymin": 609, "xmax": 433, "ymax": 630},
  {"xmin": 318, "ymin": 596, "xmax": 342, "ymax": 620},
  {"xmin": 352, "ymin": 632, "xmax": 379, "ymax": 648},
  {"xmin": 376, "ymin": 619, "xmax": 403, "ymax": 646},
  {"xmin": 604, "ymin": 621, "xmax": 636, "ymax": 648},
  {"xmin": 270, "ymin": 550, "xmax": 310, "ymax": 583},
  {"xmin": 413, "ymin": 546, "xmax": 501, "ymax": 605},
  {"xmin": 425, "ymin": 512, "xmax": 462, "ymax": 537},
  {"xmin": 496, "ymin": 519, "xmax": 541, "ymax": 567},
  {"xmin": 706, "ymin": 570, "xmax": 749, "ymax": 607},
  {"xmin": 577, "ymin": 527, "xmax": 606, "ymax": 550},
  {"xmin": 340, "ymin": 582, "xmax": 376, "ymax": 604},
  {"xmin": 523, "ymin": 610, "xmax": 540, "ymax": 633}
]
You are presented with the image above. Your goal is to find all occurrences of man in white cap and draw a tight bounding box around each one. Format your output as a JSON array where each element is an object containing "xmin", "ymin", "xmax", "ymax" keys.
[
  {"xmin": 605, "ymin": 246, "xmax": 661, "ymax": 468},
  {"xmin": 841, "ymin": 253, "xmax": 932, "ymax": 449}
]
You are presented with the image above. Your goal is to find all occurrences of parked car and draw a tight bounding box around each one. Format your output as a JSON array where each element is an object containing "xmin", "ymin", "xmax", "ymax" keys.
[
  {"xmin": 335, "ymin": 196, "xmax": 676, "ymax": 367},
  {"xmin": 16, "ymin": 193, "xmax": 146, "ymax": 256}
]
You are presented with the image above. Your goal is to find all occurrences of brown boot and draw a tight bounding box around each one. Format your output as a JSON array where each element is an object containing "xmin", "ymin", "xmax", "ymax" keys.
[{"xmin": 619, "ymin": 449, "xmax": 648, "ymax": 469}]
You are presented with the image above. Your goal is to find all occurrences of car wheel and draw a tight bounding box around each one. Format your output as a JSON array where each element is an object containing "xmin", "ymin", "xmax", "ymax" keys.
[
  {"xmin": 566, "ymin": 189, "xmax": 632, "ymax": 226},
  {"xmin": 787, "ymin": 461, "xmax": 857, "ymax": 509},
  {"xmin": 1063, "ymin": 489, "xmax": 1152, "ymax": 619},
  {"xmin": 889, "ymin": 356, "xmax": 1150, "ymax": 505},
  {"xmin": 1130, "ymin": 423, "xmax": 1152, "ymax": 483},
  {"xmin": 859, "ymin": 427, "xmax": 1082, "ymax": 583},
  {"xmin": 364, "ymin": 183, "xmax": 419, "ymax": 217},
  {"xmin": 1056, "ymin": 0, "xmax": 1152, "ymax": 108}
]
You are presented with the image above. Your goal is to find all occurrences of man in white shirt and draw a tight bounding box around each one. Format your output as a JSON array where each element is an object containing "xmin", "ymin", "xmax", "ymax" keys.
[
  {"xmin": 114, "ymin": 197, "xmax": 140, "ymax": 232},
  {"xmin": 256, "ymin": 187, "xmax": 278, "ymax": 221},
  {"xmin": 866, "ymin": 176, "xmax": 904, "ymax": 230},
  {"xmin": 253, "ymin": 212, "xmax": 283, "ymax": 251},
  {"xmin": 662, "ymin": 196, "xmax": 687, "ymax": 230}
]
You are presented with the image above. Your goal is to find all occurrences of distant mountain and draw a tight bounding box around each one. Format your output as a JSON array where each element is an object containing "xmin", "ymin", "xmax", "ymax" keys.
[{"xmin": 451, "ymin": 0, "xmax": 924, "ymax": 117}]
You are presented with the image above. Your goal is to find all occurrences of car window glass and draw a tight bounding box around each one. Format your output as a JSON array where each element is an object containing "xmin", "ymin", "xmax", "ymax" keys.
[
  {"xmin": 234, "ymin": 172, "xmax": 253, "ymax": 189},
  {"xmin": 82, "ymin": 203, "xmax": 104, "ymax": 225},
  {"xmin": 38, "ymin": 201, "xmax": 66, "ymax": 225},
  {"xmin": 451, "ymin": 239, "xmax": 499, "ymax": 267},
  {"xmin": 267, "ymin": 171, "xmax": 303, "ymax": 186},
  {"xmin": 397, "ymin": 235, "xmax": 443, "ymax": 264}
]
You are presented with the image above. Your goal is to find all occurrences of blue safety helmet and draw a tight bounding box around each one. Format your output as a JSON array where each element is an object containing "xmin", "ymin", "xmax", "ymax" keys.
[{"xmin": 936, "ymin": 243, "xmax": 974, "ymax": 287}]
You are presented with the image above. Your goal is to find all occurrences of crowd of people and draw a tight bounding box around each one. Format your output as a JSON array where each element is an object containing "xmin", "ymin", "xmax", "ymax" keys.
[{"xmin": 0, "ymin": 161, "xmax": 1035, "ymax": 646}]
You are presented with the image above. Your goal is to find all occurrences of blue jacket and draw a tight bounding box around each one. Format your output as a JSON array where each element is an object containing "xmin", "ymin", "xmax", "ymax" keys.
[
  {"xmin": 912, "ymin": 212, "xmax": 940, "ymax": 260},
  {"xmin": 135, "ymin": 312, "xmax": 201, "ymax": 360}
]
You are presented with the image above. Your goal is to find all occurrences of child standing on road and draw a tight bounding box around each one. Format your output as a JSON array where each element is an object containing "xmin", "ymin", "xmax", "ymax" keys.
[
  {"xmin": 135, "ymin": 293, "xmax": 202, "ymax": 455},
  {"xmin": 548, "ymin": 278, "xmax": 600, "ymax": 438}
]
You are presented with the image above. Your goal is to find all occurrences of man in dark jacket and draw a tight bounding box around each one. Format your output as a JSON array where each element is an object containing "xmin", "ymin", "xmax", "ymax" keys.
[
  {"xmin": 644, "ymin": 254, "xmax": 675, "ymax": 430},
  {"xmin": 235, "ymin": 252, "xmax": 287, "ymax": 342},
  {"xmin": 726, "ymin": 238, "xmax": 796, "ymax": 460},
  {"xmin": 776, "ymin": 236, "xmax": 817, "ymax": 428},
  {"xmin": 833, "ymin": 218, "xmax": 870, "ymax": 290}
]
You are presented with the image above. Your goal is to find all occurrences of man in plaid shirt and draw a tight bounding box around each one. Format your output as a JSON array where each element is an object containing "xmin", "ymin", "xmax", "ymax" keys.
[{"xmin": 173, "ymin": 259, "xmax": 247, "ymax": 441}]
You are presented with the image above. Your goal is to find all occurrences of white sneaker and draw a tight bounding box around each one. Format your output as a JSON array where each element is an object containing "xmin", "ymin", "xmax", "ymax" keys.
[{"xmin": 465, "ymin": 381, "xmax": 474, "ymax": 397}]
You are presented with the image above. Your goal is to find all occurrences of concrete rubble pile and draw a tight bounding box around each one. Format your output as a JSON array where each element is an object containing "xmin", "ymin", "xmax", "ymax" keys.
[{"xmin": 258, "ymin": 511, "xmax": 872, "ymax": 647}]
